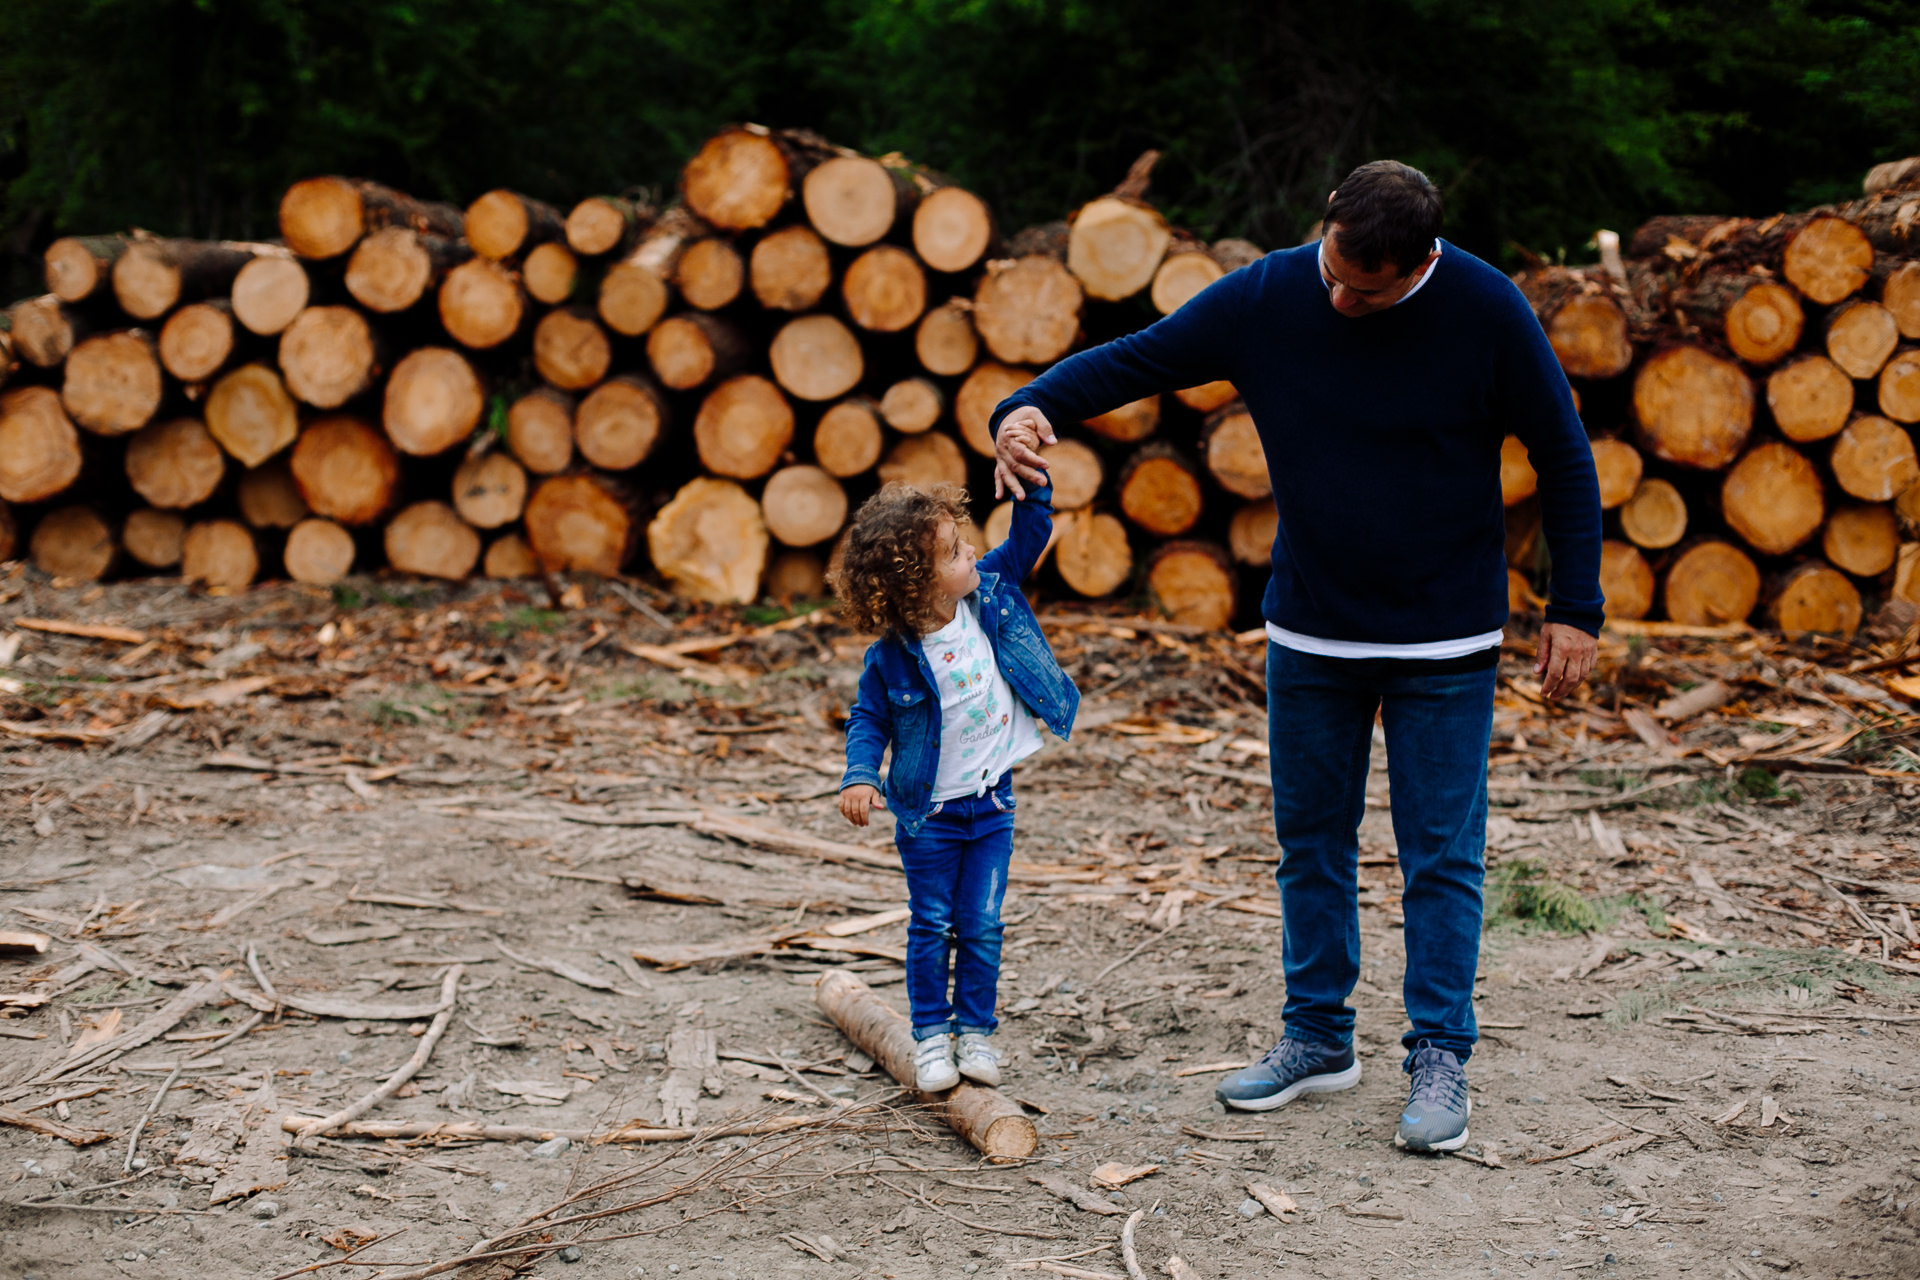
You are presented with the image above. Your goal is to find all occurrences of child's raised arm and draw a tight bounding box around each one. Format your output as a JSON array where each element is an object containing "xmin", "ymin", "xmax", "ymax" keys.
[{"xmin": 978, "ymin": 465, "xmax": 1056, "ymax": 585}]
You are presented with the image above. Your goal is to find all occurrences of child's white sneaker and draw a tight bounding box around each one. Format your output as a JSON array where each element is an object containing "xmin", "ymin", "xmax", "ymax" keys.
[
  {"xmin": 954, "ymin": 1032, "xmax": 1001, "ymax": 1086},
  {"xmin": 914, "ymin": 1034, "xmax": 959, "ymax": 1091}
]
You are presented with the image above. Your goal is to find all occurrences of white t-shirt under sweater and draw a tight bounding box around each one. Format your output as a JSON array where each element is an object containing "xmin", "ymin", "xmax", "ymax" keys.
[{"xmin": 922, "ymin": 601, "xmax": 1043, "ymax": 800}]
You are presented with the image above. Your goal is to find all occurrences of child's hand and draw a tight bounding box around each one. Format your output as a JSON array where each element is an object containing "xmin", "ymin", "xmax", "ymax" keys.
[
  {"xmin": 839, "ymin": 784, "xmax": 886, "ymax": 827},
  {"xmin": 993, "ymin": 408, "xmax": 1055, "ymax": 500}
]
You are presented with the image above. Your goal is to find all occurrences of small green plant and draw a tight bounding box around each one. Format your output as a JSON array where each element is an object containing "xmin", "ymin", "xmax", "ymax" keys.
[
  {"xmin": 1485, "ymin": 860, "xmax": 1615, "ymax": 933},
  {"xmin": 1631, "ymin": 891, "xmax": 1669, "ymax": 935},
  {"xmin": 1735, "ymin": 767, "xmax": 1787, "ymax": 801},
  {"xmin": 486, "ymin": 394, "xmax": 511, "ymax": 439},
  {"xmin": 486, "ymin": 607, "xmax": 565, "ymax": 637},
  {"xmin": 331, "ymin": 583, "xmax": 364, "ymax": 610}
]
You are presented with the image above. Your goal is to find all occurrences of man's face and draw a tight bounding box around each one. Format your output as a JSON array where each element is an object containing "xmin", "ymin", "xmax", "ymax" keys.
[{"xmin": 1320, "ymin": 225, "xmax": 1435, "ymax": 317}]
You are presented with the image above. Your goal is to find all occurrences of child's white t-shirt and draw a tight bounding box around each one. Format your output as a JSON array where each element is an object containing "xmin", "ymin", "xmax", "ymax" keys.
[{"xmin": 922, "ymin": 601, "xmax": 1043, "ymax": 801}]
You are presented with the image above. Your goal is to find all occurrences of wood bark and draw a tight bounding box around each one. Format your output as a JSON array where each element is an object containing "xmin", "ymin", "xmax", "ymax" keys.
[
  {"xmin": 955, "ymin": 362, "xmax": 1035, "ymax": 457},
  {"xmin": 1878, "ymin": 348, "xmax": 1920, "ymax": 424},
  {"xmin": 236, "ymin": 458, "xmax": 310, "ymax": 529},
  {"xmin": 769, "ymin": 315, "xmax": 864, "ymax": 402},
  {"xmin": 284, "ymin": 518, "xmax": 356, "ymax": 584},
  {"xmin": 1085, "ymin": 395, "xmax": 1163, "ymax": 443},
  {"xmin": 760, "ymin": 465, "xmax": 848, "ymax": 547},
  {"xmin": 507, "ymin": 388, "xmax": 576, "ymax": 474},
  {"xmin": 1825, "ymin": 299, "xmax": 1899, "ymax": 378},
  {"xmin": 1516, "ymin": 268, "xmax": 1633, "ymax": 380},
  {"xmin": 1618, "ymin": 477, "xmax": 1688, "ymax": 550},
  {"xmin": 531, "ymin": 307, "xmax": 612, "ymax": 391},
  {"xmin": 1038, "ymin": 439, "xmax": 1105, "ymax": 510},
  {"xmin": 1680, "ymin": 273, "xmax": 1804, "ymax": 366},
  {"xmin": 384, "ymin": 501, "xmax": 481, "ymax": 580},
  {"xmin": 1152, "ymin": 243, "xmax": 1226, "ymax": 316},
  {"xmin": 63, "ymin": 330, "xmax": 163, "ymax": 436},
  {"xmin": 575, "ymin": 374, "xmax": 669, "ymax": 471},
  {"xmin": 1068, "ymin": 197, "xmax": 1171, "ymax": 302},
  {"xmin": 158, "ymin": 300, "xmax": 237, "ymax": 383},
  {"xmin": 438, "ymin": 258, "xmax": 527, "ymax": 349},
  {"xmin": 813, "ymin": 971, "xmax": 1035, "ymax": 1162},
  {"xmin": 0, "ymin": 387, "xmax": 83, "ymax": 503},
  {"xmin": 278, "ymin": 176, "xmax": 463, "ymax": 260},
  {"xmin": 1830, "ymin": 414, "xmax": 1920, "ymax": 501},
  {"xmin": 682, "ymin": 125, "xmax": 828, "ymax": 232},
  {"xmin": 764, "ymin": 549, "xmax": 827, "ymax": 600},
  {"xmin": 522, "ymin": 242, "xmax": 579, "ymax": 305},
  {"xmin": 279, "ymin": 306, "xmax": 379, "ymax": 408},
  {"xmin": 31, "ymin": 507, "xmax": 116, "ymax": 581},
  {"xmin": 842, "ymin": 246, "xmax": 926, "ymax": 332},
  {"xmin": 1877, "ymin": 259, "xmax": 1920, "ymax": 339},
  {"xmin": 524, "ymin": 472, "xmax": 640, "ymax": 577},
  {"xmin": 749, "ymin": 225, "xmax": 834, "ymax": 312},
  {"xmin": 8, "ymin": 296, "xmax": 85, "ymax": 367},
  {"xmin": 676, "ymin": 238, "xmax": 745, "ymax": 311},
  {"xmin": 463, "ymin": 189, "xmax": 566, "ymax": 261},
  {"xmin": 1771, "ymin": 562, "xmax": 1862, "ymax": 637},
  {"xmin": 124, "ymin": 417, "xmax": 225, "ymax": 509},
  {"xmin": 1663, "ymin": 540, "xmax": 1761, "ymax": 626},
  {"xmin": 1721, "ymin": 441, "xmax": 1824, "ymax": 555},
  {"xmin": 181, "ymin": 518, "xmax": 258, "ymax": 589},
  {"xmin": 290, "ymin": 415, "xmax": 400, "ymax": 525},
  {"xmin": 912, "ymin": 185, "xmax": 996, "ymax": 274},
  {"xmin": 812, "ymin": 399, "xmax": 885, "ymax": 478},
  {"xmin": 451, "ymin": 451, "xmax": 528, "ymax": 529},
  {"xmin": 598, "ymin": 208, "xmax": 704, "ymax": 336},
  {"xmin": 1590, "ymin": 438, "xmax": 1644, "ymax": 510},
  {"xmin": 1632, "ymin": 344, "xmax": 1754, "ymax": 469},
  {"xmin": 565, "ymin": 196, "xmax": 651, "ymax": 257},
  {"xmin": 879, "ymin": 378, "xmax": 944, "ymax": 435},
  {"xmin": 112, "ymin": 238, "xmax": 261, "ymax": 321},
  {"xmin": 1053, "ymin": 508, "xmax": 1133, "ymax": 597},
  {"xmin": 915, "ymin": 300, "xmax": 978, "ymax": 377},
  {"xmin": 1146, "ymin": 541, "xmax": 1236, "ymax": 629},
  {"xmin": 877, "ymin": 432, "xmax": 967, "ymax": 491},
  {"xmin": 43, "ymin": 234, "xmax": 128, "ymax": 302},
  {"xmin": 1823, "ymin": 503, "xmax": 1900, "ymax": 577},
  {"xmin": 693, "ymin": 375, "xmax": 794, "ymax": 479},
  {"xmin": 1229, "ymin": 499, "xmax": 1278, "ymax": 566},
  {"xmin": 1203, "ymin": 407, "xmax": 1267, "ymax": 499},
  {"xmin": 647, "ymin": 476, "xmax": 768, "ymax": 602},
  {"xmin": 484, "ymin": 531, "xmax": 540, "ymax": 579},
  {"xmin": 122, "ymin": 508, "xmax": 185, "ymax": 568},
  {"xmin": 1500, "ymin": 435, "xmax": 1538, "ymax": 507},
  {"xmin": 383, "ymin": 347, "xmax": 484, "ymax": 456},
  {"xmin": 1118, "ymin": 445, "xmax": 1203, "ymax": 537},
  {"xmin": 647, "ymin": 313, "xmax": 748, "ymax": 391},
  {"xmin": 1598, "ymin": 540, "xmax": 1655, "ymax": 620},
  {"xmin": 345, "ymin": 229, "xmax": 468, "ymax": 313},
  {"xmin": 230, "ymin": 253, "xmax": 310, "ymax": 336},
  {"xmin": 1767, "ymin": 354, "xmax": 1854, "ymax": 442},
  {"xmin": 1864, "ymin": 157, "xmax": 1920, "ymax": 195},
  {"xmin": 803, "ymin": 154, "xmax": 918, "ymax": 247},
  {"xmin": 973, "ymin": 253, "xmax": 1082, "ymax": 365}
]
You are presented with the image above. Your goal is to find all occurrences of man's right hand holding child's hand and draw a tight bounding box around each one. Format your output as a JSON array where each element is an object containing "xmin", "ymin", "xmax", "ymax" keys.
[
  {"xmin": 839, "ymin": 784, "xmax": 886, "ymax": 827},
  {"xmin": 992, "ymin": 407, "xmax": 1055, "ymax": 500}
]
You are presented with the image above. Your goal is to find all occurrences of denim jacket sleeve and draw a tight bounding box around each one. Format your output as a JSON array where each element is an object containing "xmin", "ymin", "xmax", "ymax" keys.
[
  {"xmin": 839, "ymin": 648, "xmax": 893, "ymax": 793},
  {"xmin": 978, "ymin": 480, "xmax": 1055, "ymax": 584}
]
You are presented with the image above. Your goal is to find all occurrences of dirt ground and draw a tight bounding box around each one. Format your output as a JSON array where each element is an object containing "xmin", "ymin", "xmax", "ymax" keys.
[{"xmin": 3, "ymin": 572, "xmax": 1919, "ymax": 1280}]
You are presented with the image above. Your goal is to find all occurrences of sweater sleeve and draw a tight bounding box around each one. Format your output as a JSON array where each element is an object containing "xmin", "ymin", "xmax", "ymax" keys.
[
  {"xmin": 1498, "ymin": 290, "xmax": 1606, "ymax": 636},
  {"xmin": 988, "ymin": 268, "xmax": 1249, "ymax": 441}
]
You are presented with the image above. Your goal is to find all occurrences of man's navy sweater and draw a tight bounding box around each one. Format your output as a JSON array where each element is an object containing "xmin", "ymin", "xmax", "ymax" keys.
[{"xmin": 988, "ymin": 240, "xmax": 1606, "ymax": 645}]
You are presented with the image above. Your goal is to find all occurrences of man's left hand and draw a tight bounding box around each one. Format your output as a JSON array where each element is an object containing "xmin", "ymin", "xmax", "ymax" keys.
[{"xmin": 1535, "ymin": 622, "xmax": 1597, "ymax": 699}]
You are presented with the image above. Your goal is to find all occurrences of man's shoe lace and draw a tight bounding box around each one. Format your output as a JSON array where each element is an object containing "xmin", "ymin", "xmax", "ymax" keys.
[{"xmin": 1407, "ymin": 1045, "xmax": 1466, "ymax": 1110}]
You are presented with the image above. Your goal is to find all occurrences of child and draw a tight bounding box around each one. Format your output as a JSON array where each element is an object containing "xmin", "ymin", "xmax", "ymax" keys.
[{"xmin": 830, "ymin": 471, "xmax": 1079, "ymax": 1092}]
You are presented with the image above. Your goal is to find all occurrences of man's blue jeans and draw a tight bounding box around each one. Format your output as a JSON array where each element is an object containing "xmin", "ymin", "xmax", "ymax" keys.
[
  {"xmin": 1266, "ymin": 641, "xmax": 1495, "ymax": 1066},
  {"xmin": 895, "ymin": 782, "xmax": 1016, "ymax": 1040}
]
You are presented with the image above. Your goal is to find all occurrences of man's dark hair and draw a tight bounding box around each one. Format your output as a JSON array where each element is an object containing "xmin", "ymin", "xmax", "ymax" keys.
[{"xmin": 1324, "ymin": 161, "xmax": 1443, "ymax": 276}]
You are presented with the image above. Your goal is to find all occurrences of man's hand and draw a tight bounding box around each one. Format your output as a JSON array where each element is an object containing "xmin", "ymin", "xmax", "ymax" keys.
[
  {"xmin": 993, "ymin": 407, "xmax": 1057, "ymax": 499},
  {"xmin": 1535, "ymin": 622, "xmax": 1598, "ymax": 700},
  {"xmin": 839, "ymin": 784, "xmax": 886, "ymax": 828}
]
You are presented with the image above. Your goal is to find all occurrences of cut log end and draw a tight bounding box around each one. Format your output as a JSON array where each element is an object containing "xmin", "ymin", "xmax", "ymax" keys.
[
  {"xmin": 383, "ymin": 348, "xmax": 484, "ymax": 456},
  {"xmin": 1054, "ymin": 508, "xmax": 1133, "ymax": 597},
  {"xmin": 439, "ymin": 258, "xmax": 525, "ymax": 350},
  {"xmin": 843, "ymin": 246, "xmax": 927, "ymax": 333},
  {"xmin": 1618, "ymin": 477, "xmax": 1688, "ymax": 551},
  {"xmin": 1633, "ymin": 344, "xmax": 1754, "ymax": 469},
  {"xmin": 913, "ymin": 187, "xmax": 994, "ymax": 274},
  {"xmin": 158, "ymin": 301, "xmax": 236, "ymax": 383},
  {"xmin": 1772, "ymin": 563, "xmax": 1862, "ymax": 638},
  {"xmin": 1879, "ymin": 349, "xmax": 1920, "ymax": 424},
  {"xmin": 238, "ymin": 458, "xmax": 310, "ymax": 530},
  {"xmin": 8, "ymin": 296, "xmax": 83, "ymax": 368},
  {"xmin": 1547, "ymin": 293, "xmax": 1633, "ymax": 380},
  {"xmin": 284, "ymin": 518, "xmax": 357, "ymax": 585},
  {"xmin": 451, "ymin": 451, "xmax": 529, "ymax": 530},
  {"xmin": 280, "ymin": 306, "xmax": 377, "ymax": 409},
  {"xmin": 974, "ymin": 255, "xmax": 1083, "ymax": 365},
  {"xmin": 1228, "ymin": 500, "xmax": 1277, "ymax": 566},
  {"xmin": 347, "ymin": 227, "xmax": 443, "ymax": 313},
  {"xmin": 676, "ymin": 239, "xmax": 745, "ymax": 312},
  {"xmin": 522, "ymin": 242, "xmax": 578, "ymax": 306},
  {"xmin": 1824, "ymin": 503, "xmax": 1900, "ymax": 577},
  {"xmin": 880, "ymin": 378, "xmax": 944, "ymax": 435},
  {"xmin": 1068, "ymin": 197, "xmax": 1172, "ymax": 302},
  {"xmin": 484, "ymin": 531, "xmax": 540, "ymax": 579},
  {"xmin": 877, "ymin": 433, "xmax": 967, "ymax": 492},
  {"xmin": 764, "ymin": 549, "xmax": 827, "ymax": 600},
  {"xmin": 1783, "ymin": 214, "xmax": 1874, "ymax": 306},
  {"xmin": 63, "ymin": 331, "xmax": 163, "ymax": 436},
  {"xmin": 1205, "ymin": 409, "xmax": 1269, "ymax": 500},
  {"xmin": 769, "ymin": 316, "xmax": 863, "ymax": 403},
  {"xmin": 749, "ymin": 225, "xmax": 833, "ymax": 313},
  {"xmin": 1084, "ymin": 395, "xmax": 1162, "ymax": 444},
  {"xmin": 291, "ymin": 415, "xmax": 401, "ymax": 526},
  {"xmin": 122, "ymin": 508, "xmax": 186, "ymax": 568},
  {"xmin": 1598, "ymin": 540, "xmax": 1655, "ymax": 620},
  {"xmin": 1039, "ymin": 439, "xmax": 1105, "ymax": 510},
  {"xmin": 384, "ymin": 501, "xmax": 481, "ymax": 580},
  {"xmin": 1175, "ymin": 381, "xmax": 1238, "ymax": 414},
  {"xmin": 1663, "ymin": 541, "xmax": 1761, "ymax": 627},
  {"xmin": 565, "ymin": 196, "xmax": 641, "ymax": 257},
  {"xmin": 465, "ymin": 189, "xmax": 563, "ymax": 261},
  {"xmin": 576, "ymin": 376, "xmax": 669, "ymax": 472},
  {"xmin": 231, "ymin": 255, "xmax": 310, "ymax": 335},
  {"xmin": 682, "ymin": 127, "xmax": 792, "ymax": 232},
  {"xmin": 956, "ymin": 363, "xmax": 1036, "ymax": 457},
  {"xmin": 1119, "ymin": 448, "xmax": 1203, "ymax": 537},
  {"xmin": 1152, "ymin": 248, "xmax": 1226, "ymax": 316},
  {"xmin": 1721, "ymin": 441, "xmax": 1824, "ymax": 556},
  {"xmin": 1827, "ymin": 300, "xmax": 1900, "ymax": 379},
  {"xmin": 1590, "ymin": 438, "xmax": 1643, "ymax": 510},
  {"xmin": 43, "ymin": 235, "xmax": 124, "ymax": 303},
  {"xmin": 761, "ymin": 465, "xmax": 848, "ymax": 547},
  {"xmin": 647, "ymin": 476, "xmax": 769, "ymax": 603},
  {"xmin": 181, "ymin": 519, "xmax": 258, "ymax": 590},
  {"xmin": 1768, "ymin": 354, "xmax": 1854, "ymax": 442},
  {"xmin": 803, "ymin": 155, "xmax": 907, "ymax": 247},
  {"xmin": 125, "ymin": 417, "xmax": 225, "ymax": 510},
  {"xmin": 0, "ymin": 387, "xmax": 84, "ymax": 504},
  {"xmin": 694, "ymin": 375, "xmax": 793, "ymax": 479},
  {"xmin": 508, "ymin": 389, "xmax": 576, "ymax": 475},
  {"xmin": 813, "ymin": 399, "xmax": 884, "ymax": 478},
  {"xmin": 1830, "ymin": 415, "xmax": 1920, "ymax": 502},
  {"xmin": 524, "ymin": 474, "xmax": 637, "ymax": 578},
  {"xmin": 915, "ymin": 300, "xmax": 978, "ymax": 377},
  {"xmin": 648, "ymin": 313, "xmax": 746, "ymax": 392},
  {"xmin": 30, "ymin": 507, "xmax": 116, "ymax": 582},
  {"xmin": 532, "ymin": 308, "xmax": 612, "ymax": 392},
  {"xmin": 1146, "ymin": 541, "xmax": 1236, "ymax": 629},
  {"xmin": 597, "ymin": 261, "xmax": 670, "ymax": 338}
]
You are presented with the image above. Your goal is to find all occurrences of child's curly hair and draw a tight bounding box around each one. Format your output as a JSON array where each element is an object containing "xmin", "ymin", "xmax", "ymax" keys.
[{"xmin": 829, "ymin": 482, "xmax": 973, "ymax": 635}]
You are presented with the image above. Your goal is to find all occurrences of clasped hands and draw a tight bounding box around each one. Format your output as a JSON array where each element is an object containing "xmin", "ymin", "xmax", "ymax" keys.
[{"xmin": 992, "ymin": 407, "xmax": 1056, "ymax": 500}]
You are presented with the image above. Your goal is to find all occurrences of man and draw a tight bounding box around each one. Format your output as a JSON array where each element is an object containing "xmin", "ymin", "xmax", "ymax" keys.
[{"xmin": 990, "ymin": 160, "xmax": 1601, "ymax": 1153}]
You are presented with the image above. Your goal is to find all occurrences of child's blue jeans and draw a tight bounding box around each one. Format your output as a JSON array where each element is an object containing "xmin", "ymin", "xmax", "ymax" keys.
[{"xmin": 895, "ymin": 779, "xmax": 1016, "ymax": 1040}]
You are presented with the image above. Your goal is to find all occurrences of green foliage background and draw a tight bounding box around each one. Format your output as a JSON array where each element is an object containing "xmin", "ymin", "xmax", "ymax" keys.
[{"xmin": 2, "ymin": 0, "xmax": 1917, "ymax": 299}]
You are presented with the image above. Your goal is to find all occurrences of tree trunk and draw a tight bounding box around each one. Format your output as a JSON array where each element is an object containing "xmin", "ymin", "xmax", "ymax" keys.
[
  {"xmin": 1151, "ymin": 243, "xmax": 1226, "ymax": 316},
  {"xmin": 693, "ymin": 375, "xmax": 794, "ymax": 478},
  {"xmin": 531, "ymin": 307, "xmax": 612, "ymax": 391},
  {"xmin": 524, "ymin": 472, "xmax": 641, "ymax": 577},
  {"xmin": 438, "ymin": 258, "xmax": 527, "ymax": 350},
  {"xmin": 484, "ymin": 531, "xmax": 539, "ymax": 579},
  {"xmin": 764, "ymin": 549, "xmax": 826, "ymax": 600},
  {"xmin": 383, "ymin": 347, "xmax": 484, "ymax": 456},
  {"xmin": 912, "ymin": 185, "xmax": 996, "ymax": 274},
  {"xmin": 1618, "ymin": 476, "xmax": 1688, "ymax": 550},
  {"xmin": 279, "ymin": 306, "xmax": 380, "ymax": 408},
  {"xmin": 598, "ymin": 208, "xmax": 704, "ymax": 336},
  {"xmin": 1680, "ymin": 273, "xmax": 1803, "ymax": 366},
  {"xmin": 1830, "ymin": 414, "xmax": 1920, "ymax": 501},
  {"xmin": 676, "ymin": 238, "xmax": 745, "ymax": 311},
  {"xmin": 1229, "ymin": 499, "xmax": 1277, "ymax": 566},
  {"xmin": 879, "ymin": 377, "xmax": 944, "ymax": 435},
  {"xmin": 1118, "ymin": 445, "xmax": 1204, "ymax": 537},
  {"xmin": 237, "ymin": 457, "xmax": 310, "ymax": 529},
  {"xmin": 1878, "ymin": 348, "xmax": 1920, "ymax": 423},
  {"xmin": 648, "ymin": 313, "xmax": 748, "ymax": 391},
  {"xmin": 43, "ymin": 234, "xmax": 128, "ymax": 302},
  {"xmin": 813, "ymin": 971, "xmax": 1035, "ymax": 1161},
  {"xmin": 646, "ymin": 476, "xmax": 768, "ymax": 602},
  {"xmin": 1632, "ymin": 344, "xmax": 1754, "ymax": 469},
  {"xmin": 522, "ymin": 242, "xmax": 579, "ymax": 305},
  {"xmin": 122, "ymin": 508, "xmax": 185, "ymax": 568},
  {"xmin": 1500, "ymin": 435, "xmax": 1538, "ymax": 507},
  {"xmin": 1823, "ymin": 503, "xmax": 1900, "ymax": 577},
  {"xmin": 842, "ymin": 245, "xmax": 927, "ymax": 332},
  {"xmin": 1145, "ymin": 541, "xmax": 1236, "ymax": 628},
  {"xmin": 1598, "ymin": 539, "xmax": 1655, "ymax": 620},
  {"xmin": 749, "ymin": 225, "xmax": 834, "ymax": 312},
  {"xmin": 463, "ymin": 189, "xmax": 566, "ymax": 261},
  {"xmin": 915, "ymin": 299, "xmax": 978, "ymax": 377},
  {"xmin": 451, "ymin": 450, "xmax": 528, "ymax": 529},
  {"xmin": 63, "ymin": 330, "xmax": 163, "ymax": 436},
  {"xmin": 1085, "ymin": 395, "xmax": 1163, "ymax": 443},
  {"xmin": 1590, "ymin": 438, "xmax": 1643, "ymax": 510},
  {"xmin": 565, "ymin": 195, "xmax": 652, "ymax": 257},
  {"xmin": 0, "ymin": 387, "xmax": 83, "ymax": 503},
  {"xmin": 290, "ymin": 415, "xmax": 401, "ymax": 525},
  {"xmin": 125, "ymin": 417, "xmax": 225, "ymax": 509},
  {"xmin": 345, "ymin": 228, "xmax": 468, "ymax": 313},
  {"xmin": 1826, "ymin": 299, "xmax": 1900, "ymax": 378},
  {"xmin": 1663, "ymin": 540, "xmax": 1761, "ymax": 626},
  {"xmin": 1721, "ymin": 441, "xmax": 1824, "ymax": 555},
  {"xmin": 1877, "ymin": 259, "xmax": 1920, "ymax": 339},
  {"xmin": 877, "ymin": 432, "xmax": 967, "ymax": 491},
  {"xmin": 158, "ymin": 300, "xmax": 236, "ymax": 383},
  {"xmin": 803, "ymin": 154, "xmax": 919, "ymax": 247},
  {"xmin": 111, "ymin": 238, "xmax": 262, "ymax": 321},
  {"xmin": 384, "ymin": 501, "xmax": 480, "ymax": 580},
  {"xmin": 972, "ymin": 252, "xmax": 1082, "ymax": 365},
  {"xmin": 769, "ymin": 315, "xmax": 864, "ymax": 402},
  {"xmin": 1782, "ymin": 214, "xmax": 1874, "ymax": 305},
  {"xmin": 1203, "ymin": 406, "xmax": 1268, "ymax": 499},
  {"xmin": 278, "ymin": 176, "xmax": 463, "ymax": 260},
  {"xmin": 1864, "ymin": 157, "xmax": 1920, "ymax": 195},
  {"xmin": 760, "ymin": 464, "xmax": 848, "ymax": 547},
  {"xmin": 1053, "ymin": 508, "xmax": 1134, "ymax": 597},
  {"xmin": 181, "ymin": 518, "xmax": 257, "ymax": 589},
  {"xmin": 31, "ymin": 507, "xmax": 116, "ymax": 581},
  {"xmin": 955, "ymin": 362, "xmax": 1034, "ymax": 457},
  {"xmin": 1067, "ymin": 197, "xmax": 1171, "ymax": 302},
  {"xmin": 1037, "ymin": 439, "xmax": 1104, "ymax": 510},
  {"xmin": 507, "ymin": 388, "xmax": 576, "ymax": 474},
  {"xmin": 1836, "ymin": 185, "xmax": 1920, "ymax": 256},
  {"xmin": 1770, "ymin": 562, "xmax": 1862, "ymax": 637},
  {"xmin": 8, "ymin": 296, "xmax": 86, "ymax": 367},
  {"xmin": 1516, "ymin": 267, "xmax": 1633, "ymax": 380},
  {"xmin": 576, "ymin": 374, "xmax": 669, "ymax": 471},
  {"xmin": 681, "ymin": 125, "xmax": 830, "ymax": 232},
  {"xmin": 284, "ymin": 517, "xmax": 356, "ymax": 584},
  {"xmin": 230, "ymin": 253, "xmax": 310, "ymax": 336},
  {"xmin": 1767, "ymin": 354, "xmax": 1854, "ymax": 442},
  {"xmin": 812, "ymin": 399, "xmax": 884, "ymax": 478}
]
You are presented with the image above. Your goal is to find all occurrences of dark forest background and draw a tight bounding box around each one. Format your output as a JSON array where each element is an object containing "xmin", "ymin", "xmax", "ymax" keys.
[{"xmin": 2, "ymin": 0, "xmax": 1918, "ymax": 300}]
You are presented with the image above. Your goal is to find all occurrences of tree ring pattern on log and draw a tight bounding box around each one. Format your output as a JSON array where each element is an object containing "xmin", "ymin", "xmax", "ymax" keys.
[
  {"xmin": 956, "ymin": 363, "xmax": 1034, "ymax": 457},
  {"xmin": 291, "ymin": 416, "xmax": 401, "ymax": 526},
  {"xmin": 1633, "ymin": 345, "xmax": 1754, "ymax": 469},
  {"xmin": 1720, "ymin": 441, "xmax": 1824, "ymax": 555}
]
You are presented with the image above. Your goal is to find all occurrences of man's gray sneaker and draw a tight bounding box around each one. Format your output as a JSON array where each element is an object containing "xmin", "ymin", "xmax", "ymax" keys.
[
  {"xmin": 1395, "ymin": 1042, "xmax": 1471, "ymax": 1152},
  {"xmin": 1215, "ymin": 1037, "xmax": 1360, "ymax": 1111}
]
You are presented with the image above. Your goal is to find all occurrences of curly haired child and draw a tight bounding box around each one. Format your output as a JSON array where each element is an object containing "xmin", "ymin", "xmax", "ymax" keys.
[{"xmin": 830, "ymin": 469, "xmax": 1079, "ymax": 1091}]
